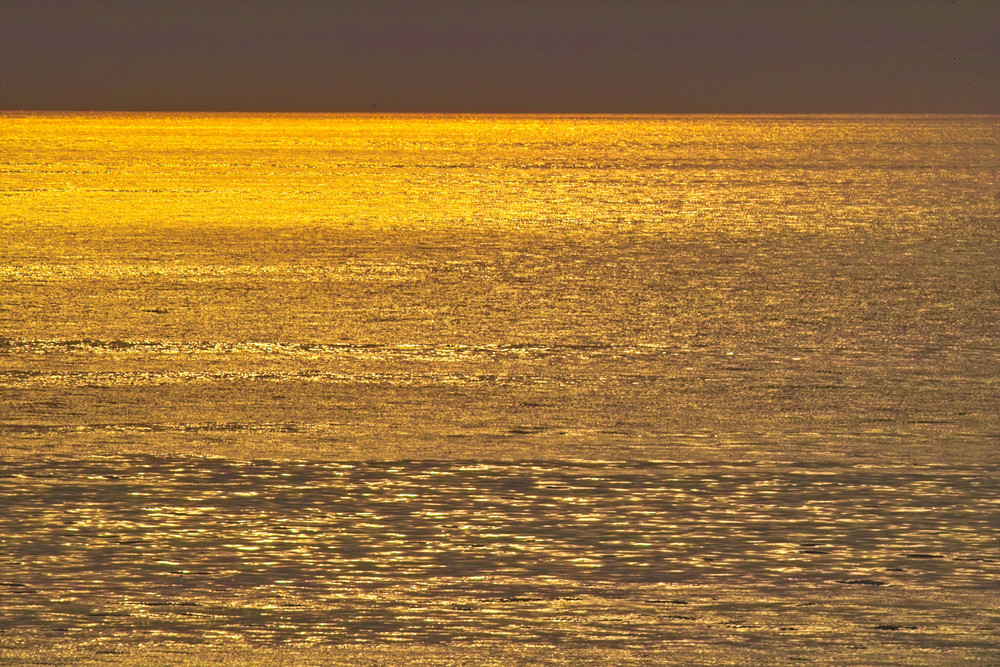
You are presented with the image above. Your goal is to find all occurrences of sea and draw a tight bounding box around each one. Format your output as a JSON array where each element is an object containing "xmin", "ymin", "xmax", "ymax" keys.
[{"xmin": 1, "ymin": 113, "xmax": 997, "ymax": 664}]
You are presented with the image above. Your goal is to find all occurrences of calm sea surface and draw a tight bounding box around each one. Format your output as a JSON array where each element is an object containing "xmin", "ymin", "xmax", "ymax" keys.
[{"xmin": 1, "ymin": 114, "xmax": 998, "ymax": 664}]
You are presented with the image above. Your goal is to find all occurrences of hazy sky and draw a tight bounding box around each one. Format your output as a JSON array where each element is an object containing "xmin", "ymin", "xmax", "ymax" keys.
[{"xmin": 1, "ymin": 0, "xmax": 997, "ymax": 113}]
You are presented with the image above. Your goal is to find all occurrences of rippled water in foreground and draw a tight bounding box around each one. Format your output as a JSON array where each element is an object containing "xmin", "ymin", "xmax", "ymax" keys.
[
  {"xmin": 2, "ymin": 458, "xmax": 999, "ymax": 662},
  {"xmin": 1, "ymin": 114, "xmax": 998, "ymax": 663}
]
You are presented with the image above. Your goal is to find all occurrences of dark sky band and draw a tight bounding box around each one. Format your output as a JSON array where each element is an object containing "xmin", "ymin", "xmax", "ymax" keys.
[{"xmin": 1, "ymin": 0, "xmax": 997, "ymax": 113}]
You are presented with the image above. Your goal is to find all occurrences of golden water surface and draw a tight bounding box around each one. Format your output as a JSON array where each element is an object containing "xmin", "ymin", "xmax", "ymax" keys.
[{"xmin": 1, "ymin": 113, "xmax": 998, "ymax": 663}]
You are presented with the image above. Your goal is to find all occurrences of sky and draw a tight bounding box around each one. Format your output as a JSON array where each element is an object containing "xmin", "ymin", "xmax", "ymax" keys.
[{"xmin": 1, "ymin": 0, "xmax": 997, "ymax": 113}]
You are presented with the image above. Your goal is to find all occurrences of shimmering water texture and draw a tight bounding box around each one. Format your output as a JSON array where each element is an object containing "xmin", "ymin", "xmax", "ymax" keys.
[
  {"xmin": 1, "ymin": 114, "xmax": 999, "ymax": 663},
  {"xmin": 1, "ymin": 458, "xmax": 998, "ymax": 664}
]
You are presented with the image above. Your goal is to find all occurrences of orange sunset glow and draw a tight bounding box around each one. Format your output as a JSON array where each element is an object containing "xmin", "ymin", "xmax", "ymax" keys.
[{"xmin": 1, "ymin": 2, "xmax": 998, "ymax": 665}]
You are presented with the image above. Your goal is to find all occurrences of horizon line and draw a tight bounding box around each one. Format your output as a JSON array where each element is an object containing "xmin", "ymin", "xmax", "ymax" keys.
[{"xmin": 4, "ymin": 109, "xmax": 998, "ymax": 117}]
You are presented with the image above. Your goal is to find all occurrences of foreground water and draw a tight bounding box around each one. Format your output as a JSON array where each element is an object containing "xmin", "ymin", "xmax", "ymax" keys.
[
  {"xmin": 1, "ymin": 114, "xmax": 998, "ymax": 663},
  {"xmin": 2, "ymin": 457, "xmax": 999, "ymax": 664}
]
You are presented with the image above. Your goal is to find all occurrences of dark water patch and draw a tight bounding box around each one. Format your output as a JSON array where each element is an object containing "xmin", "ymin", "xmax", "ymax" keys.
[{"xmin": 0, "ymin": 456, "xmax": 997, "ymax": 652}]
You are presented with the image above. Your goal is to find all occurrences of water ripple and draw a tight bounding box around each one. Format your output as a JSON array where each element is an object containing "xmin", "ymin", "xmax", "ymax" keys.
[{"xmin": 1, "ymin": 457, "xmax": 996, "ymax": 652}]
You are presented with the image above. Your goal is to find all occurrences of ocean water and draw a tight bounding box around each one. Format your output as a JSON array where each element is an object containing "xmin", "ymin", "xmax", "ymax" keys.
[{"xmin": 1, "ymin": 113, "xmax": 998, "ymax": 664}]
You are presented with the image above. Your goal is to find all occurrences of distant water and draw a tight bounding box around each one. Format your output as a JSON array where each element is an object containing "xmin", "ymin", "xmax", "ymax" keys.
[{"xmin": 1, "ymin": 114, "xmax": 998, "ymax": 663}]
